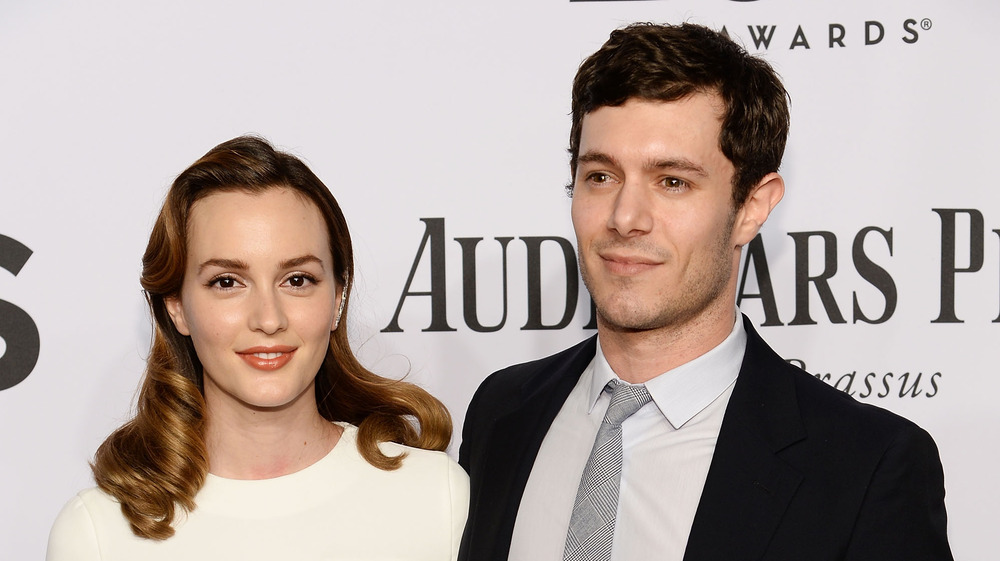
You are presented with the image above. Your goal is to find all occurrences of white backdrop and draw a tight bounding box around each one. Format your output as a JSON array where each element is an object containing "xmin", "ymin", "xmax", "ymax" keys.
[{"xmin": 1, "ymin": 1, "xmax": 996, "ymax": 558}]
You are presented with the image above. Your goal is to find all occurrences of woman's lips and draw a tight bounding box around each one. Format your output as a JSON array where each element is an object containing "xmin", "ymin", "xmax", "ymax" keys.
[{"xmin": 237, "ymin": 347, "xmax": 296, "ymax": 371}]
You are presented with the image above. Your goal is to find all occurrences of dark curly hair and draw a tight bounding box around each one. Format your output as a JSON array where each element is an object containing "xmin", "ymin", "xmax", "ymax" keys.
[{"xmin": 569, "ymin": 22, "xmax": 790, "ymax": 206}]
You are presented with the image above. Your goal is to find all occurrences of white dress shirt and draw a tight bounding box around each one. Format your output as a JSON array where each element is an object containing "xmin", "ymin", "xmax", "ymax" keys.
[{"xmin": 508, "ymin": 315, "xmax": 747, "ymax": 561}]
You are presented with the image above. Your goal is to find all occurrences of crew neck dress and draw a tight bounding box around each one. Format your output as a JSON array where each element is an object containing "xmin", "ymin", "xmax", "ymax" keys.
[{"xmin": 46, "ymin": 422, "xmax": 469, "ymax": 560}]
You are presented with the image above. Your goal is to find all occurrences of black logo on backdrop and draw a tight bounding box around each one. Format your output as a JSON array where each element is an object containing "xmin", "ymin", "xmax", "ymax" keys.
[
  {"xmin": 565, "ymin": 2, "xmax": 934, "ymax": 49},
  {"xmin": 382, "ymin": 209, "xmax": 1000, "ymax": 399},
  {"xmin": 737, "ymin": 209, "xmax": 999, "ymax": 326},
  {"xmin": 384, "ymin": 209, "xmax": 999, "ymax": 334},
  {"xmin": 0, "ymin": 234, "xmax": 39, "ymax": 391},
  {"xmin": 723, "ymin": 19, "xmax": 931, "ymax": 50},
  {"xmin": 791, "ymin": 359, "xmax": 942, "ymax": 400},
  {"xmin": 381, "ymin": 218, "xmax": 593, "ymax": 334}
]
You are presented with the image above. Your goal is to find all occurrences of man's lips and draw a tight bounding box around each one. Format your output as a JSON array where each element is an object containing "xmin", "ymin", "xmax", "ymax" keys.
[
  {"xmin": 237, "ymin": 346, "xmax": 297, "ymax": 371},
  {"xmin": 599, "ymin": 251, "xmax": 662, "ymax": 275}
]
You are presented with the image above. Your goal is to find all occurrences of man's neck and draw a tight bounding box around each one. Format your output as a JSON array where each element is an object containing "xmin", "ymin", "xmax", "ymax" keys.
[{"xmin": 597, "ymin": 306, "xmax": 737, "ymax": 384}]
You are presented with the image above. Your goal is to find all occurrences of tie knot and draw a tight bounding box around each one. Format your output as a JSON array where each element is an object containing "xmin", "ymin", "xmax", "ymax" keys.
[{"xmin": 603, "ymin": 381, "xmax": 652, "ymax": 426}]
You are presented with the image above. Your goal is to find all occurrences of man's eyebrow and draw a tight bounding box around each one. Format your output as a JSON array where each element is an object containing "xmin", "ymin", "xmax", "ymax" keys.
[
  {"xmin": 647, "ymin": 157, "xmax": 708, "ymax": 177},
  {"xmin": 577, "ymin": 151, "xmax": 621, "ymax": 168},
  {"xmin": 578, "ymin": 151, "xmax": 708, "ymax": 177},
  {"xmin": 198, "ymin": 258, "xmax": 248, "ymax": 274}
]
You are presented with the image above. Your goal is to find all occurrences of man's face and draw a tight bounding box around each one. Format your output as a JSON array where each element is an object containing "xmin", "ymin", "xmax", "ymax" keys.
[{"xmin": 572, "ymin": 93, "xmax": 749, "ymax": 334}]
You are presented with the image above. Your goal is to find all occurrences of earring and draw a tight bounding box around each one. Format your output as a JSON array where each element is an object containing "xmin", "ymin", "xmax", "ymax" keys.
[{"xmin": 333, "ymin": 281, "xmax": 348, "ymax": 331}]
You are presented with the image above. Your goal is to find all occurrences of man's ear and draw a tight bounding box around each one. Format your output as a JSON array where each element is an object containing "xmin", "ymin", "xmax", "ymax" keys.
[
  {"xmin": 164, "ymin": 296, "xmax": 191, "ymax": 336},
  {"xmin": 733, "ymin": 172, "xmax": 785, "ymax": 247}
]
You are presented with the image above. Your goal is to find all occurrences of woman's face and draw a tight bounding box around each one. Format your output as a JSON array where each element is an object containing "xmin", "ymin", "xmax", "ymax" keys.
[{"xmin": 165, "ymin": 188, "xmax": 340, "ymax": 417}]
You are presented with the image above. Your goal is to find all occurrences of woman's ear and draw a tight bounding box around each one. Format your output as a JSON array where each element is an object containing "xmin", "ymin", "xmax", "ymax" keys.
[
  {"xmin": 164, "ymin": 296, "xmax": 191, "ymax": 336},
  {"xmin": 733, "ymin": 172, "xmax": 785, "ymax": 247}
]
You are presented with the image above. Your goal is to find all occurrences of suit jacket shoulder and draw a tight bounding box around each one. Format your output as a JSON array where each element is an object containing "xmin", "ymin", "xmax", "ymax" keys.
[
  {"xmin": 685, "ymin": 318, "xmax": 952, "ymax": 560},
  {"xmin": 737, "ymin": 320, "xmax": 928, "ymax": 452}
]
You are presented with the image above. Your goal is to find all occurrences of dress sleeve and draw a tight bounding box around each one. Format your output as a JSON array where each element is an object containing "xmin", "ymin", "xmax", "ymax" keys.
[
  {"xmin": 447, "ymin": 458, "xmax": 471, "ymax": 561},
  {"xmin": 46, "ymin": 495, "xmax": 103, "ymax": 561}
]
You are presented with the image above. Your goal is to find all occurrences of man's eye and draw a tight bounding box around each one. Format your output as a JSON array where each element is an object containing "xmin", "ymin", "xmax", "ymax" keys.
[
  {"xmin": 588, "ymin": 172, "xmax": 611, "ymax": 184},
  {"xmin": 663, "ymin": 177, "xmax": 688, "ymax": 190}
]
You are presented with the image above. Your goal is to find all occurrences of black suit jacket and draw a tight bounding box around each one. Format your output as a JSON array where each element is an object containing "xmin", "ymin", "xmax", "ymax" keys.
[{"xmin": 458, "ymin": 316, "xmax": 952, "ymax": 561}]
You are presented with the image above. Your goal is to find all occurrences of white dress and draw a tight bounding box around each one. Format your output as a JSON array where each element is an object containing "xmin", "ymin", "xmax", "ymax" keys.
[{"xmin": 46, "ymin": 423, "xmax": 469, "ymax": 560}]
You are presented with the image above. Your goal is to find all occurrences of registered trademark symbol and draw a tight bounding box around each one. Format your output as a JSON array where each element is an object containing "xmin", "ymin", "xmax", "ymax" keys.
[{"xmin": 921, "ymin": 18, "xmax": 932, "ymax": 30}]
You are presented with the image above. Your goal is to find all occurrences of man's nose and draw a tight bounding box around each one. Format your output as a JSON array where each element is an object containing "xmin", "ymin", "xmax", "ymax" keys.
[{"xmin": 607, "ymin": 181, "xmax": 654, "ymax": 237}]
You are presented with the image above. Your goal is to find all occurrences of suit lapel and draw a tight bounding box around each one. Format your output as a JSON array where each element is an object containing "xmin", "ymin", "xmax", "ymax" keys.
[
  {"xmin": 684, "ymin": 317, "xmax": 806, "ymax": 561},
  {"xmin": 475, "ymin": 337, "xmax": 597, "ymax": 561}
]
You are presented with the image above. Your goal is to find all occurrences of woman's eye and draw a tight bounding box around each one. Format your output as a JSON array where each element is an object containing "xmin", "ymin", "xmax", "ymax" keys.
[
  {"xmin": 284, "ymin": 274, "xmax": 317, "ymax": 288},
  {"xmin": 208, "ymin": 276, "xmax": 240, "ymax": 289}
]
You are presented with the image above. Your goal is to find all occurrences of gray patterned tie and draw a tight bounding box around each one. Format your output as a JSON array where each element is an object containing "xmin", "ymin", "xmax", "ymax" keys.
[{"xmin": 564, "ymin": 381, "xmax": 653, "ymax": 561}]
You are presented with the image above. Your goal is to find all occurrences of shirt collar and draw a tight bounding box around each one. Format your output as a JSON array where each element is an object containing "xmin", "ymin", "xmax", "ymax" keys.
[{"xmin": 588, "ymin": 313, "xmax": 747, "ymax": 429}]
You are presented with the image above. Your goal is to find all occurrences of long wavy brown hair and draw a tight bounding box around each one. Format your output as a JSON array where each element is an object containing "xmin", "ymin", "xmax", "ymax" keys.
[{"xmin": 92, "ymin": 135, "xmax": 452, "ymax": 540}]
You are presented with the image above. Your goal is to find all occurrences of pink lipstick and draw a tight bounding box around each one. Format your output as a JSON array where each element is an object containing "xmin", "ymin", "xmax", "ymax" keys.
[{"xmin": 237, "ymin": 346, "xmax": 296, "ymax": 371}]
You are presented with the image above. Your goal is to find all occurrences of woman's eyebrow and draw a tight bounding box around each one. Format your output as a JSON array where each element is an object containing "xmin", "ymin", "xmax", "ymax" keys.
[
  {"xmin": 196, "ymin": 255, "xmax": 326, "ymax": 274},
  {"xmin": 279, "ymin": 255, "xmax": 326, "ymax": 271},
  {"xmin": 197, "ymin": 258, "xmax": 248, "ymax": 274}
]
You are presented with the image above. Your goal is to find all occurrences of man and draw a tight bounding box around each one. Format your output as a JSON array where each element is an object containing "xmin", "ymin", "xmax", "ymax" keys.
[{"xmin": 458, "ymin": 23, "xmax": 952, "ymax": 561}]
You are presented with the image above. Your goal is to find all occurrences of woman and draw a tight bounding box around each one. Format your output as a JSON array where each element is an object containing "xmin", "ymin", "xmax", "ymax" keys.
[{"xmin": 47, "ymin": 136, "xmax": 469, "ymax": 560}]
